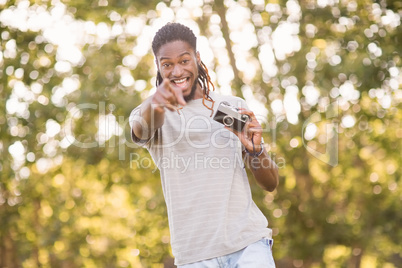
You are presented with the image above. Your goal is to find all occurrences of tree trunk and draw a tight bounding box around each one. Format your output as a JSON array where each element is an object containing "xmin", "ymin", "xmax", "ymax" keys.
[
  {"xmin": 0, "ymin": 229, "xmax": 21, "ymax": 268},
  {"xmin": 214, "ymin": 0, "xmax": 244, "ymax": 97}
]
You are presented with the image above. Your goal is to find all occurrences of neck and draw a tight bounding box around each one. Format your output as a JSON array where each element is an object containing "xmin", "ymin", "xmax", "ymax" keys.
[
  {"xmin": 185, "ymin": 83, "xmax": 204, "ymax": 102},
  {"xmin": 193, "ymin": 85, "xmax": 204, "ymax": 100}
]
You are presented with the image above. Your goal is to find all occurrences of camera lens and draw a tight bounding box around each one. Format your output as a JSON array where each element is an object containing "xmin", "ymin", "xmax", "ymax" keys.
[
  {"xmin": 223, "ymin": 115, "xmax": 234, "ymax": 127},
  {"xmin": 241, "ymin": 114, "xmax": 250, "ymax": 121}
]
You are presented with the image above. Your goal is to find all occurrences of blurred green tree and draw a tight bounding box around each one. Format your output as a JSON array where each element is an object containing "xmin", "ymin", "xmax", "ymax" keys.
[{"xmin": 0, "ymin": 0, "xmax": 400, "ymax": 267}]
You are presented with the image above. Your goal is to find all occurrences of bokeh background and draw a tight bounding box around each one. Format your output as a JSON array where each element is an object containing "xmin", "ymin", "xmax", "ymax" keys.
[{"xmin": 0, "ymin": 0, "xmax": 401, "ymax": 267}]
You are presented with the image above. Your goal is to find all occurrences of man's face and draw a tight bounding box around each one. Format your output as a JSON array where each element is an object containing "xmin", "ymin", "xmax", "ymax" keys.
[{"xmin": 156, "ymin": 40, "xmax": 201, "ymax": 101}]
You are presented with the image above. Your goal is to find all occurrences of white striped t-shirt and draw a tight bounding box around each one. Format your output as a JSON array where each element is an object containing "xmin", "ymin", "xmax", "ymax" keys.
[{"xmin": 129, "ymin": 91, "xmax": 271, "ymax": 265}]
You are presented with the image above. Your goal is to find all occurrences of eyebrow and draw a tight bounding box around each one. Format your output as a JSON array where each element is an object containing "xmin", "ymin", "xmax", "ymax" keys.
[{"xmin": 159, "ymin": 52, "xmax": 191, "ymax": 61}]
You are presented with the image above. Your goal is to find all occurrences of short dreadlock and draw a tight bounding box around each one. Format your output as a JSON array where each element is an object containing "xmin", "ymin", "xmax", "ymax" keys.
[{"xmin": 152, "ymin": 22, "xmax": 215, "ymax": 115}]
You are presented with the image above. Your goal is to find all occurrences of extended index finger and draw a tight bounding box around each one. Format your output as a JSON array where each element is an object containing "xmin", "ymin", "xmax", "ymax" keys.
[{"xmin": 163, "ymin": 78, "xmax": 186, "ymax": 106}]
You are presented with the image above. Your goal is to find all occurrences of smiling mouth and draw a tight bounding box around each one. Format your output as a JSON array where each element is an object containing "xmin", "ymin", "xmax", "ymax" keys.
[{"xmin": 172, "ymin": 77, "xmax": 189, "ymax": 89}]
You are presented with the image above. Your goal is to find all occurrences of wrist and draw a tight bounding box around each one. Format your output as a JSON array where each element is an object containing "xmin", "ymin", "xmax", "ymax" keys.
[{"xmin": 243, "ymin": 138, "xmax": 265, "ymax": 157}]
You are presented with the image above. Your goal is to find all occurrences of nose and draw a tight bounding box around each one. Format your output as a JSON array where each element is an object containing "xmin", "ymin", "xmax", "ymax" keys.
[{"xmin": 172, "ymin": 64, "xmax": 184, "ymax": 77}]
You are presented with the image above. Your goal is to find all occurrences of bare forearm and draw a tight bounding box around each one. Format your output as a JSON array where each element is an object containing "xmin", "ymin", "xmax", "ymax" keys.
[
  {"xmin": 132, "ymin": 78, "xmax": 187, "ymax": 140},
  {"xmin": 244, "ymin": 149, "xmax": 279, "ymax": 192},
  {"xmin": 132, "ymin": 97, "xmax": 165, "ymax": 140}
]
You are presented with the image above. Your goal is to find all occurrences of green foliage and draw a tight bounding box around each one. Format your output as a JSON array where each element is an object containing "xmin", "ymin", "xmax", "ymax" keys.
[{"xmin": 0, "ymin": 0, "xmax": 401, "ymax": 267}]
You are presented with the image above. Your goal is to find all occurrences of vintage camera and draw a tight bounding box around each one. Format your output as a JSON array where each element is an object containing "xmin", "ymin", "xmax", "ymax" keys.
[{"xmin": 213, "ymin": 101, "xmax": 250, "ymax": 131}]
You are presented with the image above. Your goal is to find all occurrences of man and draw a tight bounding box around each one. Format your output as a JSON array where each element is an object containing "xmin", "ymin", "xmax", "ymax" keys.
[{"xmin": 129, "ymin": 22, "xmax": 279, "ymax": 267}]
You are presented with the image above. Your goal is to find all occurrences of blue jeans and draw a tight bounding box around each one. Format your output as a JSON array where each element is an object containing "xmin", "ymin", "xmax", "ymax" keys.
[{"xmin": 178, "ymin": 238, "xmax": 275, "ymax": 268}]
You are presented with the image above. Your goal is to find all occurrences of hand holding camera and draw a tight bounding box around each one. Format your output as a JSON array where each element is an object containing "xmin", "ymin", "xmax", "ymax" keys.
[
  {"xmin": 213, "ymin": 101, "xmax": 251, "ymax": 132},
  {"xmin": 213, "ymin": 101, "xmax": 264, "ymax": 156}
]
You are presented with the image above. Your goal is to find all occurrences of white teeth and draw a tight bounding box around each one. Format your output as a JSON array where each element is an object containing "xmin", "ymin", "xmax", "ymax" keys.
[{"xmin": 174, "ymin": 78, "xmax": 186, "ymax": 84}]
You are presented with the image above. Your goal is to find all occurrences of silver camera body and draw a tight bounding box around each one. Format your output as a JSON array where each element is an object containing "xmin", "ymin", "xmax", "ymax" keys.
[{"xmin": 213, "ymin": 101, "xmax": 250, "ymax": 132}]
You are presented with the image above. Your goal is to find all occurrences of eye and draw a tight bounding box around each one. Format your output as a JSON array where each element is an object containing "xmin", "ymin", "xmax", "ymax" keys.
[
  {"xmin": 162, "ymin": 63, "xmax": 171, "ymax": 68},
  {"xmin": 181, "ymin": 59, "xmax": 189, "ymax": 64}
]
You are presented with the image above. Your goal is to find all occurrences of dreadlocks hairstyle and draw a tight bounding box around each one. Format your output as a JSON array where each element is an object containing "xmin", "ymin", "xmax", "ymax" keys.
[{"xmin": 152, "ymin": 22, "xmax": 215, "ymax": 116}]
